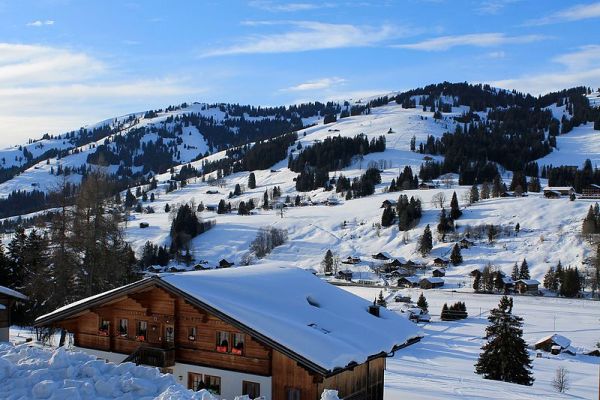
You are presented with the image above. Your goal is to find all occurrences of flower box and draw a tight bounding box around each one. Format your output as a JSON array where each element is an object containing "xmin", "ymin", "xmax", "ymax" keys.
[
  {"xmin": 98, "ymin": 330, "xmax": 109, "ymax": 336},
  {"xmin": 216, "ymin": 345, "xmax": 228, "ymax": 353},
  {"xmin": 136, "ymin": 335, "xmax": 146, "ymax": 342},
  {"xmin": 188, "ymin": 335, "xmax": 196, "ymax": 341},
  {"xmin": 231, "ymin": 348, "xmax": 243, "ymax": 356}
]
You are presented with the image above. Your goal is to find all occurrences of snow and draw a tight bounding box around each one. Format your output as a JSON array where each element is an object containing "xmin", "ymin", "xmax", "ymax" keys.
[
  {"xmin": 0, "ymin": 285, "xmax": 28, "ymax": 301},
  {"xmin": 537, "ymin": 123, "xmax": 600, "ymax": 168},
  {"xmin": 516, "ymin": 279, "xmax": 540, "ymax": 286},
  {"xmin": 535, "ymin": 334, "xmax": 572, "ymax": 349},
  {"xmin": 160, "ymin": 265, "xmax": 421, "ymax": 372},
  {"xmin": 0, "ymin": 343, "xmax": 217, "ymax": 399},
  {"xmin": 344, "ymin": 286, "xmax": 600, "ymax": 399}
]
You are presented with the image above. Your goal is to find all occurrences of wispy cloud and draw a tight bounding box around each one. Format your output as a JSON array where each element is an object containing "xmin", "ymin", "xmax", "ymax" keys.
[
  {"xmin": 200, "ymin": 21, "xmax": 401, "ymax": 57},
  {"xmin": 284, "ymin": 77, "xmax": 346, "ymax": 92},
  {"xmin": 476, "ymin": 0, "xmax": 520, "ymax": 15},
  {"xmin": 0, "ymin": 43, "xmax": 205, "ymax": 144},
  {"xmin": 26, "ymin": 20, "xmax": 55, "ymax": 27},
  {"xmin": 248, "ymin": 1, "xmax": 335, "ymax": 12},
  {"xmin": 394, "ymin": 33, "xmax": 545, "ymax": 51},
  {"xmin": 526, "ymin": 2, "xmax": 600, "ymax": 26},
  {"xmin": 491, "ymin": 45, "xmax": 600, "ymax": 95}
]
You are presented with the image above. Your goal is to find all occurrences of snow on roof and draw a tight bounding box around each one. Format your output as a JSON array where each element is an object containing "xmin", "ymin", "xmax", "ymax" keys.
[
  {"xmin": 542, "ymin": 186, "xmax": 573, "ymax": 191},
  {"xmin": 39, "ymin": 265, "xmax": 420, "ymax": 373},
  {"xmin": 400, "ymin": 276, "xmax": 420, "ymax": 284},
  {"xmin": 421, "ymin": 277, "xmax": 444, "ymax": 284},
  {"xmin": 516, "ymin": 279, "xmax": 540, "ymax": 286},
  {"xmin": 0, "ymin": 304, "xmax": 5, "ymax": 310},
  {"xmin": 535, "ymin": 334, "xmax": 572, "ymax": 349},
  {"xmin": 161, "ymin": 265, "xmax": 420, "ymax": 372},
  {"xmin": 0, "ymin": 285, "xmax": 28, "ymax": 301}
]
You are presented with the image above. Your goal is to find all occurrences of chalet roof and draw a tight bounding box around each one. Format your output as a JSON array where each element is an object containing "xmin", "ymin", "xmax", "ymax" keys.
[
  {"xmin": 0, "ymin": 285, "xmax": 28, "ymax": 301},
  {"xmin": 399, "ymin": 276, "xmax": 420, "ymax": 284},
  {"xmin": 36, "ymin": 265, "xmax": 421, "ymax": 375},
  {"xmin": 589, "ymin": 184, "xmax": 600, "ymax": 189},
  {"xmin": 516, "ymin": 279, "xmax": 540, "ymax": 286},
  {"xmin": 542, "ymin": 186, "xmax": 574, "ymax": 192},
  {"xmin": 421, "ymin": 277, "xmax": 444, "ymax": 284},
  {"xmin": 535, "ymin": 334, "xmax": 571, "ymax": 349}
]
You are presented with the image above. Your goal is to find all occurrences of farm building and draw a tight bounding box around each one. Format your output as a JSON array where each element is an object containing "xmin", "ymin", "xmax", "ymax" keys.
[
  {"xmin": 432, "ymin": 258, "xmax": 449, "ymax": 267},
  {"xmin": 35, "ymin": 265, "xmax": 421, "ymax": 400},
  {"xmin": 542, "ymin": 186, "xmax": 575, "ymax": 198},
  {"xmin": 1, "ymin": 286, "xmax": 28, "ymax": 342},
  {"xmin": 581, "ymin": 184, "xmax": 600, "ymax": 199},
  {"xmin": 419, "ymin": 277, "xmax": 445, "ymax": 289},
  {"xmin": 534, "ymin": 334, "xmax": 576, "ymax": 355},
  {"xmin": 514, "ymin": 279, "xmax": 540, "ymax": 295},
  {"xmin": 431, "ymin": 268, "xmax": 446, "ymax": 278},
  {"xmin": 372, "ymin": 252, "xmax": 390, "ymax": 261},
  {"xmin": 218, "ymin": 259, "xmax": 234, "ymax": 268},
  {"xmin": 336, "ymin": 269, "xmax": 354, "ymax": 281},
  {"xmin": 398, "ymin": 276, "xmax": 420, "ymax": 288}
]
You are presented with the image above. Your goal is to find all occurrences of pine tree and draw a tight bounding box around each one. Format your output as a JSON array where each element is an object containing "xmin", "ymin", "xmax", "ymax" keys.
[
  {"xmin": 248, "ymin": 172, "xmax": 256, "ymax": 189},
  {"xmin": 417, "ymin": 292, "xmax": 428, "ymax": 312},
  {"xmin": 492, "ymin": 175, "xmax": 503, "ymax": 197},
  {"xmin": 582, "ymin": 206, "xmax": 597, "ymax": 234},
  {"xmin": 441, "ymin": 303, "xmax": 450, "ymax": 320},
  {"xmin": 377, "ymin": 290, "xmax": 387, "ymax": 307},
  {"xmin": 470, "ymin": 184, "xmax": 479, "ymax": 204},
  {"xmin": 450, "ymin": 191, "xmax": 462, "ymax": 220},
  {"xmin": 450, "ymin": 243, "xmax": 463, "ymax": 265},
  {"xmin": 217, "ymin": 199, "xmax": 227, "ymax": 214},
  {"xmin": 124, "ymin": 189, "xmax": 136, "ymax": 208},
  {"xmin": 515, "ymin": 223, "xmax": 520, "ymax": 235},
  {"xmin": 473, "ymin": 273, "xmax": 482, "ymax": 292},
  {"xmin": 555, "ymin": 261, "xmax": 564, "ymax": 291},
  {"xmin": 322, "ymin": 249, "xmax": 334, "ymax": 275},
  {"xmin": 511, "ymin": 262, "xmax": 520, "ymax": 281},
  {"xmin": 381, "ymin": 206, "xmax": 396, "ymax": 227},
  {"xmin": 164, "ymin": 203, "xmax": 170, "ymax": 213},
  {"xmin": 475, "ymin": 296, "xmax": 534, "ymax": 386},
  {"xmin": 480, "ymin": 181, "xmax": 491, "ymax": 199},
  {"xmin": 263, "ymin": 190, "xmax": 269, "ymax": 209},
  {"xmin": 519, "ymin": 259, "xmax": 530, "ymax": 280},
  {"xmin": 233, "ymin": 184, "xmax": 242, "ymax": 196},
  {"xmin": 418, "ymin": 224, "xmax": 433, "ymax": 256},
  {"xmin": 543, "ymin": 266, "xmax": 556, "ymax": 291},
  {"xmin": 559, "ymin": 267, "xmax": 581, "ymax": 297}
]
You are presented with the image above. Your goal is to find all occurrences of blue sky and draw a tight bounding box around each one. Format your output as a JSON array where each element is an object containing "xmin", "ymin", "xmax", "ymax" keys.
[{"xmin": 1, "ymin": 0, "xmax": 600, "ymax": 146}]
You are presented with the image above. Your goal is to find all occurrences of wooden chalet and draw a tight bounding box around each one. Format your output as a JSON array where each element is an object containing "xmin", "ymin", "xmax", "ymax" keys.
[
  {"xmin": 459, "ymin": 238, "xmax": 474, "ymax": 249},
  {"xmin": 431, "ymin": 268, "xmax": 446, "ymax": 278},
  {"xmin": 432, "ymin": 258, "xmax": 449, "ymax": 268},
  {"xmin": 581, "ymin": 184, "xmax": 600, "ymax": 199},
  {"xmin": 543, "ymin": 186, "xmax": 575, "ymax": 198},
  {"xmin": 419, "ymin": 277, "xmax": 444, "ymax": 290},
  {"xmin": 418, "ymin": 182, "xmax": 436, "ymax": 190},
  {"xmin": 385, "ymin": 259, "xmax": 403, "ymax": 268},
  {"xmin": 0, "ymin": 286, "xmax": 28, "ymax": 342},
  {"xmin": 514, "ymin": 279, "xmax": 540, "ymax": 295},
  {"xmin": 397, "ymin": 276, "xmax": 420, "ymax": 288},
  {"xmin": 371, "ymin": 252, "xmax": 390, "ymax": 261},
  {"xmin": 218, "ymin": 259, "xmax": 234, "ymax": 268},
  {"xmin": 341, "ymin": 256, "xmax": 361, "ymax": 265},
  {"xmin": 534, "ymin": 334, "xmax": 574, "ymax": 355},
  {"xmin": 336, "ymin": 269, "xmax": 354, "ymax": 281},
  {"xmin": 36, "ymin": 266, "xmax": 421, "ymax": 400}
]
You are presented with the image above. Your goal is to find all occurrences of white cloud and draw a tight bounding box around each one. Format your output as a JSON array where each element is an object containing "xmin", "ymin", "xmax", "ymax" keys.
[
  {"xmin": 395, "ymin": 33, "xmax": 545, "ymax": 51},
  {"xmin": 491, "ymin": 45, "xmax": 600, "ymax": 95},
  {"xmin": 486, "ymin": 50, "xmax": 506, "ymax": 59},
  {"xmin": 284, "ymin": 77, "xmax": 346, "ymax": 92},
  {"xmin": 26, "ymin": 20, "xmax": 54, "ymax": 27},
  {"xmin": 476, "ymin": 0, "xmax": 520, "ymax": 15},
  {"xmin": 248, "ymin": 1, "xmax": 334, "ymax": 12},
  {"xmin": 0, "ymin": 43, "xmax": 205, "ymax": 145},
  {"xmin": 526, "ymin": 2, "xmax": 600, "ymax": 25},
  {"xmin": 200, "ymin": 21, "xmax": 400, "ymax": 57}
]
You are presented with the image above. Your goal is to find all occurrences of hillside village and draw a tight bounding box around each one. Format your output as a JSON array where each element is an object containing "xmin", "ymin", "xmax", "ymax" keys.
[{"xmin": 2, "ymin": 83, "xmax": 600, "ymax": 399}]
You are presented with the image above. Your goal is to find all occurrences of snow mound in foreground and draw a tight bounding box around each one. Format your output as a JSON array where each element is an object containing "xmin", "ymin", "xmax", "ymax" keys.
[{"xmin": 0, "ymin": 343, "xmax": 216, "ymax": 400}]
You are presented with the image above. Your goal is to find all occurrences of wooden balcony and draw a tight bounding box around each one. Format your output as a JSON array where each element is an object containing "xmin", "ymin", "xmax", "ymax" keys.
[{"xmin": 123, "ymin": 345, "xmax": 175, "ymax": 368}]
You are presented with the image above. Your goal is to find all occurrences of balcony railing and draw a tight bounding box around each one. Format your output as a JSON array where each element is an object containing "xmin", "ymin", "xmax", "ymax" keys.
[{"xmin": 123, "ymin": 345, "xmax": 175, "ymax": 368}]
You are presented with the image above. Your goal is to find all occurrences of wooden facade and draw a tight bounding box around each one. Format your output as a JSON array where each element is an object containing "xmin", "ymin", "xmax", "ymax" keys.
[
  {"xmin": 38, "ymin": 280, "xmax": 390, "ymax": 400},
  {"xmin": 0, "ymin": 288, "xmax": 28, "ymax": 342}
]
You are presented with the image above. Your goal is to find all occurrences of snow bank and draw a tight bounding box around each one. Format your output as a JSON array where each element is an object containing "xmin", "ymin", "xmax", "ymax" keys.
[
  {"xmin": 320, "ymin": 389, "xmax": 340, "ymax": 400},
  {"xmin": 0, "ymin": 343, "xmax": 216, "ymax": 400}
]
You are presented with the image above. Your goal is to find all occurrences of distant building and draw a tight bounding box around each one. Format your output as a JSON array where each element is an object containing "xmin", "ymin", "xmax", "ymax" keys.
[
  {"xmin": 535, "ymin": 334, "xmax": 575, "ymax": 355},
  {"xmin": 372, "ymin": 252, "xmax": 390, "ymax": 261},
  {"xmin": 218, "ymin": 259, "xmax": 234, "ymax": 268},
  {"xmin": 0, "ymin": 286, "xmax": 28, "ymax": 342},
  {"xmin": 459, "ymin": 238, "xmax": 474, "ymax": 249},
  {"xmin": 341, "ymin": 256, "xmax": 361, "ymax": 265},
  {"xmin": 419, "ymin": 277, "xmax": 444, "ymax": 290},
  {"xmin": 398, "ymin": 276, "xmax": 420, "ymax": 288},
  {"xmin": 543, "ymin": 186, "xmax": 575, "ymax": 198},
  {"xmin": 337, "ymin": 269, "xmax": 354, "ymax": 281},
  {"xmin": 514, "ymin": 279, "xmax": 540, "ymax": 295},
  {"xmin": 581, "ymin": 184, "xmax": 600, "ymax": 199},
  {"xmin": 418, "ymin": 182, "xmax": 436, "ymax": 190},
  {"xmin": 432, "ymin": 258, "xmax": 449, "ymax": 267},
  {"xmin": 431, "ymin": 268, "xmax": 446, "ymax": 278}
]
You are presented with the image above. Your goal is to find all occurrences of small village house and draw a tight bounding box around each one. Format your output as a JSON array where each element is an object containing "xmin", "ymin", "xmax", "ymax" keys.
[
  {"xmin": 0, "ymin": 286, "xmax": 28, "ymax": 342},
  {"xmin": 542, "ymin": 186, "xmax": 575, "ymax": 198},
  {"xmin": 419, "ymin": 277, "xmax": 445, "ymax": 290},
  {"xmin": 514, "ymin": 279, "xmax": 540, "ymax": 295},
  {"xmin": 581, "ymin": 184, "xmax": 600, "ymax": 199},
  {"xmin": 35, "ymin": 265, "xmax": 421, "ymax": 400},
  {"xmin": 431, "ymin": 268, "xmax": 446, "ymax": 278},
  {"xmin": 459, "ymin": 238, "xmax": 474, "ymax": 249},
  {"xmin": 432, "ymin": 258, "xmax": 449, "ymax": 268},
  {"xmin": 397, "ymin": 276, "xmax": 420, "ymax": 288},
  {"xmin": 534, "ymin": 334, "xmax": 575, "ymax": 355},
  {"xmin": 336, "ymin": 269, "xmax": 354, "ymax": 281},
  {"xmin": 218, "ymin": 259, "xmax": 234, "ymax": 268},
  {"xmin": 372, "ymin": 252, "xmax": 390, "ymax": 261}
]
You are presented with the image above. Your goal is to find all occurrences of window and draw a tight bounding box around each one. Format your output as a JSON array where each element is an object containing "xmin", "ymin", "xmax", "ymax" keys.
[
  {"xmin": 118, "ymin": 319, "xmax": 128, "ymax": 336},
  {"xmin": 165, "ymin": 326, "xmax": 174, "ymax": 343},
  {"xmin": 188, "ymin": 372, "xmax": 204, "ymax": 391},
  {"xmin": 188, "ymin": 327, "xmax": 197, "ymax": 341},
  {"xmin": 242, "ymin": 381, "xmax": 260, "ymax": 398},
  {"xmin": 136, "ymin": 321, "xmax": 147, "ymax": 341},
  {"xmin": 99, "ymin": 320, "xmax": 110, "ymax": 336},
  {"xmin": 204, "ymin": 375, "xmax": 221, "ymax": 395},
  {"xmin": 216, "ymin": 331, "xmax": 229, "ymax": 353},
  {"xmin": 286, "ymin": 387, "xmax": 301, "ymax": 400},
  {"xmin": 232, "ymin": 333, "xmax": 245, "ymax": 355}
]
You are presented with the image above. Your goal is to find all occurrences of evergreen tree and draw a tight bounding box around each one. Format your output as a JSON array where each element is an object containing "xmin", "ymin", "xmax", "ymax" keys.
[
  {"xmin": 492, "ymin": 175, "xmax": 503, "ymax": 197},
  {"xmin": 450, "ymin": 243, "xmax": 463, "ymax": 265},
  {"xmin": 511, "ymin": 262, "xmax": 520, "ymax": 281},
  {"xmin": 322, "ymin": 249, "xmax": 334, "ymax": 275},
  {"xmin": 263, "ymin": 190, "xmax": 269, "ymax": 209},
  {"xmin": 515, "ymin": 223, "xmax": 520, "ymax": 234},
  {"xmin": 481, "ymin": 181, "xmax": 491, "ymax": 199},
  {"xmin": 559, "ymin": 267, "xmax": 581, "ymax": 297},
  {"xmin": 470, "ymin": 184, "xmax": 479, "ymax": 204},
  {"xmin": 248, "ymin": 172, "xmax": 256, "ymax": 189},
  {"xmin": 475, "ymin": 296, "xmax": 534, "ymax": 386},
  {"xmin": 441, "ymin": 303, "xmax": 450, "ymax": 320},
  {"xmin": 543, "ymin": 266, "xmax": 557, "ymax": 291},
  {"xmin": 450, "ymin": 191, "xmax": 462, "ymax": 220},
  {"xmin": 381, "ymin": 206, "xmax": 396, "ymax": 227},
  {"xmin": 164, "ymin": 203, "xmax": 171, "ymax": 213},
  {"xmin": 582, "ymin": 206, "xmax": 597, "ymax": 234},
  {"xmin": 217, "ymin": 199, "xmax": 227, "ymax": 214},
  {"xmin": 295, "ymin": 195, "xmax": 301, "ymax": 206},
  {"xmin": 233, "ymin": 184, "xmax": 242, "ymax": 196},
  {"xmin": 418, "ymin": 224, "xmax": 433, "ymax": 256},
  {"xmin": 124, "ymin": 189, "xmax": 136, "ymax": 208},
  {"xmin": 519, "ymin": 259, "xmax": 530, "ymax": 280},
  {"xmin": 473, "ymin": 272, "xmax": 482, "ymax": 292},
  {"xmin": 555, "ymin": 261, "xmax": 564, "ymax": 291},
  {"xmin": 377, "ymin": 290, "xmax": 387, "ymax": 307},
  {"xmin": 417, "ymin": 292, "xmax": 428, "ymax": 312}
]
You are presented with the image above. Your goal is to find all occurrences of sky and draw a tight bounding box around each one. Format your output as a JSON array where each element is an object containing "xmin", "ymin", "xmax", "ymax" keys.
[{"xmin": 1, "ymin": 0, "xmax": 600, "ymax": 147}]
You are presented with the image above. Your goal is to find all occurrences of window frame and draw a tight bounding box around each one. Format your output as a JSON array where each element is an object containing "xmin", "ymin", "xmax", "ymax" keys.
[
  {"xmin": 99, "ymin": 319, "xmax": 110, "ymax": 336},
  {"xmin": 286, "ymin": 387, "xmax": 301, "ymax": 400},
  {"xmin": 188, "ymin": 372, "xmax": 204, "ymax": 391},
  {"xmin": 118, "ymin": 318, "xmax": 128, "ymax": 337},
  {"xmin": 204, "ymin": 375, "xmax": 221, "ymax": 395},
  {"xmin": 242, "ymin": 380, "xmax": 260, "ymax": 398},
  {"xmin": 216, "ymin": 331, "xmax": 229, "ymax": 353},
  {"xmin": 232, "ymin": 332, "xmax": 245, "ymax": 355},
  {"xmin": 136, "ymin": 320, "xmax": 148, "ymax": 341},
  {"xmin": 188, "ymin": 326, "xmax": 197, "ymax": 341}
]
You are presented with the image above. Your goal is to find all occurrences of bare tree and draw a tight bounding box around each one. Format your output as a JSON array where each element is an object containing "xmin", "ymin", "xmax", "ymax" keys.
[
  {"xmin": 431, "ymin": 192, "xmax": 446, "ymax": 209},
  {"xmin": 552, "ymin": 367, "xmax": 570, "ymax": 393}
]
